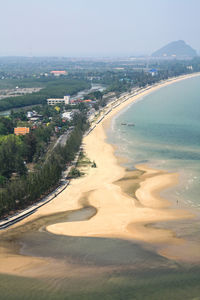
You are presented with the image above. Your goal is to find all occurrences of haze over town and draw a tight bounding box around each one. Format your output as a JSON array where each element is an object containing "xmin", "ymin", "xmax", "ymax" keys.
[{"xmin": 1, "ymin": 0, "xmax": 200, "ymax": 57}]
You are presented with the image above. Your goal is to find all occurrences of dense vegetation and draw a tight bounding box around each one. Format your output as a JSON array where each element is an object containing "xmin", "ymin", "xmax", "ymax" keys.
[
  {"xmin": 1, "ymin": 56, "xmax": 200, "ymax": 112},
  {"xmin": 0, "ymin": 122, "xmax": 53, "ymax": 183},
  {"xmin": 0, "ymin": 78, "xmax": 90, "ymax": 111},
  {"xmin": 0, "ymin": 114, "xmax": 88, "ymax": 217},
  {"xmin": 97, "ymin": 58, "xmax": 200, "ymax": 93},
  {"xmin": 1, "ymin": 56, "xmax": 200, "ymax": 218}
]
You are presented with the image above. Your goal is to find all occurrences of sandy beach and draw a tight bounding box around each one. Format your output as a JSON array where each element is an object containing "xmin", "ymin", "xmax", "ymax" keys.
[
  {"xmin": 46, "ymin": 73, "xmax": 200, "ymax": 259},
  {"xmin": 1, "ymin": 72, "xmax": 200, "ymax": 276},
  {"xmin": 47, "ymin": 124, "xmax": 193, "ymax": 243}
]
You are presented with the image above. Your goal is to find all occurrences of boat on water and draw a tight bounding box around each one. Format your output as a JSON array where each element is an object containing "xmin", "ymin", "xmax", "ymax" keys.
[{"xmin": 121, "ymin": 122, "xmax": 135, "ymax": 126}]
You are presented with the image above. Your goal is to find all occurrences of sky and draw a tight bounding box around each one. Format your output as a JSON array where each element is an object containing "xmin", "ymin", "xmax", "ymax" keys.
[{"xmin": 0, "ymin": 0, "xmax": 200, "ymax": 57}]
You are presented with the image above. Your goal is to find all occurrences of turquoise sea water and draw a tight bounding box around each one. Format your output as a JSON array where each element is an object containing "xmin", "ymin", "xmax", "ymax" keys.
[
  {"xmin": 108, "ymin": 76, "xmax": 200, "ymax": 208},
  {"xmin": 1, "ymin": 77, "xmax": 200, "ymax": 299}
]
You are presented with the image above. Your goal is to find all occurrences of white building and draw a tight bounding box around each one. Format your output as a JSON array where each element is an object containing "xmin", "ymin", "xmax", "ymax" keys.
[
  {"xmin": 62, "ymin": 111, "xmax": 73, "ymax": 120},
  {"xmin": 27, "ymin": 111, "xmax": 33, "ymax": 118},
  {"xmin": 47, "ymin": 95, "xmax": 70, "ymax": 106},
  {"xmin": 187, "ymin": 65, "xmax": 193, "ymax": 71}
]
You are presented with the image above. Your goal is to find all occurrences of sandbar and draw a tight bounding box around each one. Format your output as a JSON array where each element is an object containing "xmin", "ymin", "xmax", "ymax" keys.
[{"xmin": 1, "ymin": 72, "xmax": 200, "ymax": 269}]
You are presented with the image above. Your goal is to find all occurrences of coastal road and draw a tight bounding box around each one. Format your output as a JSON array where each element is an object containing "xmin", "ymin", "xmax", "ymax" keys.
[{"xmin": 53, "ymin": 128, "xmax": 73, "ymax": 149}]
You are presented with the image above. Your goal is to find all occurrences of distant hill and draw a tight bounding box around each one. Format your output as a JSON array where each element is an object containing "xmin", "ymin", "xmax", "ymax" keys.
[{"xmin": 152, "ymin": 40, "xmax": 197, "ymax": 58}]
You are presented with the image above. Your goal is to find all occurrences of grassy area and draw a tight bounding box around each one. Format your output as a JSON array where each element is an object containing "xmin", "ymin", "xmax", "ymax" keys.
[
  {"xmin": 77, "ymin": 151, "xmax": 92, "ymax": 167},
  {"xmin": 0, "ymin": 78, "xmax": 46, "ymax": 90}
]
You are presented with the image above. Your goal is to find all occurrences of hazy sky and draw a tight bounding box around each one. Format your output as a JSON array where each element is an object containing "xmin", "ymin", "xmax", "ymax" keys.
[{"xmin": 1, "ymin": 0, "xmax": 200, "ymax": 57}]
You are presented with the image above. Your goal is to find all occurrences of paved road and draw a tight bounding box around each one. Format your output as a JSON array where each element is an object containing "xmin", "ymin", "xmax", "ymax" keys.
[{"xmin": 53, "ymin": 129, "xmax": 73, "ymax": 149}]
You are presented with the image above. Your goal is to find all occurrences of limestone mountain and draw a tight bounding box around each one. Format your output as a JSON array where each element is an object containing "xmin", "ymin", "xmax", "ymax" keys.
[{"xmin": 152, "ymin": 40, "xmax": 197, "ymax": 58}]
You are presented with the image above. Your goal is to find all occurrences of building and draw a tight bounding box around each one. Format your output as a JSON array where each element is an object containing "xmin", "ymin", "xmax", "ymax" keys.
[
  {"xmin": 83, "ymin": 99, "xmax": 92, "ymax": 103},
  {"xmin": 187, "ymin": 65, "xmax": 193, "ymax": 71},
  {"xmin": 14, "ymin": 127, "xmax": 30, "ymax": 136},
  {"xmin": 62, "ymin": 111, "xmax": 73, "ymax": 121},
  {"xmin": 27, "ymin": 111, "xmax": 43, "ymax": 121},
  {"xmin": 29, "ymin": 116, "xmax": 42, "ymax": 122},
  {"xmin": 70, "ymin": 99, "xmax": 81, "ymax": 105},
  {"xmin": 27, "ymin": 111, "xmax": 33, "ymax": 118},
  {"xmin": 148, "ymin": 68, "xmax": 158, "ymax": 76},
  {"xmin": 47, "ymin": 95, "xmax": 70, "ymax": 106},
  {"xmin": 50, "ymin": 71, "xmax": 67, "ymax": 76}
]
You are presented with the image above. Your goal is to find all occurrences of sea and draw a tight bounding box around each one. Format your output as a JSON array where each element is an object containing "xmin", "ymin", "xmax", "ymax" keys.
[
  {"xmin": 1, "ymin": 76, "xmax": 200, "ymax": 300},
  {"xmin": 108, "ymin": 76, "xmax": 200, "ymax": 209}
]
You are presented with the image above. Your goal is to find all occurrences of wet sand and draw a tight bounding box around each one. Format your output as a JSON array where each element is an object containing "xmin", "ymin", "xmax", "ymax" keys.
[
  {"xmin": 1, "ymin": 73, "xmax": 200, "ymax": 278},
  {"xmin": 47, "ymin": 73, "xmax": 200, "ymax": 260},
  {"xmin": 47, "ymin": 129, "xmax": 193, "ymax": 244}
]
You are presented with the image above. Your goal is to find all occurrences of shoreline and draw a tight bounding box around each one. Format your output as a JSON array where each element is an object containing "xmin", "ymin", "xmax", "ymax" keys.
[
  {"xmin": 1, "ymin": 72, "xmax": 200, "ymax": 273},
  {"xmin": 1, "ymin": 72, "xmax": 200, "ymax": 230},
  {"xmin": 46, "ymin": 72, "xmax": 200, "ymax": 261}
]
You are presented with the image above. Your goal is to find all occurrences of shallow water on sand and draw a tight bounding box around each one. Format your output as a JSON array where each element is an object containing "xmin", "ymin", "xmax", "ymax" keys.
[
  {"xmin": 1, "ymin": 203, "xmax": 200, "ymax": 300},
  {"xmin": 108, "ymin": 76, "xmax": 200, "ymax": 209},
  {"xmin": 1, "ymin": 77, "xmax": 200, "ymax": 299}
]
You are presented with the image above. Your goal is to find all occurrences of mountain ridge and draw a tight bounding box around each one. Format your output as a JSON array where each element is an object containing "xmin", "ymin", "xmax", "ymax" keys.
[{"xmin": 152, "ymin": 40, "xmax": 197, "ymax": 58}]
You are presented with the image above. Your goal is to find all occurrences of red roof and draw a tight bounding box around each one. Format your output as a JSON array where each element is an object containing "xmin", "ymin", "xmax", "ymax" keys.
[{"xmin": 50, "ymin": 71, "xmax": 67, "ymax": 74}]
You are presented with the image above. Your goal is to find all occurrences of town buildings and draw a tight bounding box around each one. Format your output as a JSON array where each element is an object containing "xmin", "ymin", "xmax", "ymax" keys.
[
  {"xmin": 61, "ymin": 111, "xmax": 73, "ymax": 121},
  {"xmin": 14, "ymin": 127, "xmax": 30, "ymax": 136},
  {"xmin": 50, "ymin": 70, "xmax": 68, "ymax": 76},
  {"xmin": 47, "ymin": 95, "xmax": 70, "ymax": 106}
]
